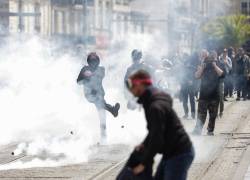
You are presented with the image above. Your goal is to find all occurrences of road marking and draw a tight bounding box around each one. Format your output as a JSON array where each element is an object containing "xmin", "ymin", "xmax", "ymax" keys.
[{"xmin": 0, "ymin": 154, "xmax": 26, "ymax": 166}]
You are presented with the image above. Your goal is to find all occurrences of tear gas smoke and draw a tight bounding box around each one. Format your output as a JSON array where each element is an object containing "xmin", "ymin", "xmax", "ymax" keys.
[
  {"xmin": 0, "ymin": 34, "xmax": 151, "ymax": 170},
  {"xmin": 0, "ymin": 0, "xmax": 231, "ymax": 170}
]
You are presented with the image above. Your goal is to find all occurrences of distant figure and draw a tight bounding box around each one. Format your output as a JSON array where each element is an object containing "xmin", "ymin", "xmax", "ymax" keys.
[
  {"xmin": 234, "ymin": 48, "xmax": 250, "ymax": 101},
  {"xmin": 180, "ymin": 54, "xmax": 197, "ymax": 120},
  {"xmin": 124, "ymin": 49, "xmax": 153, "ymax": 110},
  {"xmin": 192, "ymin": 53, "xmax": 226, "ymax": 136},
  {"xmin": 218, "ymin": 49, "xmax": 232, "ymax": 117},
  {"xmin": 77, "ymin": 52, "xmax": 120, "ymax": 142}
]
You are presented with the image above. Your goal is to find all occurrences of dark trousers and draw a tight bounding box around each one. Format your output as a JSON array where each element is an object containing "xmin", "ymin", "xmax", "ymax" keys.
[
  {"xmin": 247, "ymin": 80, "xmax": 250, "ymax": 99},
  {"xmin": 236, "ymin": 75, "xmax": 247, "ymax": 98},
  {"xmin": 224, "ymin": 75, "xmax": 233, "ymax": 97},
  {"xmin": 154, "ymin": 148, "xmax": 195, "ymax": 180},
  {"xmin": 194, "ymin": 100, "xmax": 219, "ymax": 133},
  {"xmin": 181, "ymin": 86, "xmax": 195, "ymax": 116},
  {"xmin": 219, "ymin": 83, "xmax": 224, "ymax": 114}
]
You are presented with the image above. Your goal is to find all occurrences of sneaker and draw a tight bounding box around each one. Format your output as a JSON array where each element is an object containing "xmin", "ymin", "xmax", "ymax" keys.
[
  {"xmin": 191, "ymin": 113, "xmax": 195, "ymax": 119},
  {"xmin": 207, "ymin": 131, "xmax": 214, "ymax": 136},
  {"xmin": 224, "ymin": 98, "xmax": 228, "ymax": 101},
  {"xmin": 112, "ymin": 103, "xmax": 120, "ymax": 117},
  {"xmin": 236, "ymin": 97, "xmax": 241, "ymax": 101},
  {"xmin": 219, "ymin": 112, "xmax": 223, "ymax": 118}
]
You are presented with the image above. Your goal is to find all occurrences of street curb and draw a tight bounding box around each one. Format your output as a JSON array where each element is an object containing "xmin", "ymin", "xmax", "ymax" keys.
[{"xmin": 232, "ymin": 145, "xmax": 250, "ymax": 180}]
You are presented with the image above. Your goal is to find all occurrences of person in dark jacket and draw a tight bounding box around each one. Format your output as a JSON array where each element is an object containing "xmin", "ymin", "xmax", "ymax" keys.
[
  {"xmin": 234, "ymin": 48, "xmax": 250, "ymax": 101},
  {"xmin": 77, "ymin": 52, "xmax": 120, "ymax": 142},
  {"xmin": 122, "ymin": 70, "xmax": 194, "ymax": 180},
  {"xmin": 192, "ymin": 53, "xmax": 226, "ymax": 136}
]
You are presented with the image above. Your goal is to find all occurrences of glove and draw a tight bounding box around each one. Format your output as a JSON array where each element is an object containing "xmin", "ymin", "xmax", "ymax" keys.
[{"xmin": 84, "ymin": 70, "xmax": 93, "ymax": 78}]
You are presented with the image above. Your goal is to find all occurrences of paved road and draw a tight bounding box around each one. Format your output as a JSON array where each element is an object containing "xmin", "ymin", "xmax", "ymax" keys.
[{"xmin": 0, "ymin": 99, "xmax": 250, "ymax": 180}]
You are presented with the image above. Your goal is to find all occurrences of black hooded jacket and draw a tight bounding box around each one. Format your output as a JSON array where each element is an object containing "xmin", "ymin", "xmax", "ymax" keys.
[{"xmin": 138, "ymin": 87, "xmax": 193, "ymax": 166}]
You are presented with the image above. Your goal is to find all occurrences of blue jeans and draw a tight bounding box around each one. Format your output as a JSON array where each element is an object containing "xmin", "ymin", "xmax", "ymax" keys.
[{"xmin": 154, "ymin": 148, "xmax": 195, "ymax": 180}]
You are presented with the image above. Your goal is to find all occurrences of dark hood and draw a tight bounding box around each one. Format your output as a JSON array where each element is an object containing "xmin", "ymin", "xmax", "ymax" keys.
[{"xmin": 138, "ymin": 86, "xmax": 173, "ymax": 108}]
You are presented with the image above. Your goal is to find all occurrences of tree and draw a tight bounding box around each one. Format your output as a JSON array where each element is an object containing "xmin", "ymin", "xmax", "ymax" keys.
[{"xmin": 202, "ymin": 15, "xmax": 250, "ymax": 49}]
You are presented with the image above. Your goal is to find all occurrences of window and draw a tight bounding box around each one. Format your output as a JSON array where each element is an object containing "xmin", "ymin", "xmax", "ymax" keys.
[
  {"xmin": 73, "ymin": 0, "xmax": 94, "ymax": 6},
  {"xmin": 241, "ymin": 2, "xmax": 248, "ymax": 15},
  {"xmin": 104, "ymin": 1, "xmax": 111, "ymax": 30},
  {"xmin": 34, "ymin": 3, "xmax": 41, "ymax": 32},
  {"xmin": 0, "ymin": 1, "xmax": 8, "ymax": 10},
  {"xmin": 124, "ymin": 16, "xmax": 128, "ymax": 34},
  {"xmin": 249, "ymin": 2, "xmax": 250, "ymax": 15},
  {"xmin": 241, "ymin": 0, "xmax": 250, "ymax": 15},
  {"xmin": 124, "ymin": 0, "xmax": 129, "ymax": 5},
  {"xmin": 98, "ymin": 0, "xmax": 103, "ymax": 29},
  {"xmin": 116, "ymin": 0, "xmax": 123, "ymax": 5},
  {"xmin": 117, "ymin": 15, "xmax": 121, "ymax": 33}
]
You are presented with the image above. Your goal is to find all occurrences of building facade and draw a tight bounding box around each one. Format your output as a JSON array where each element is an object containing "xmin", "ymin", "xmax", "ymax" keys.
[
  {"xmin": 0, "ymin": 0, "xmax": 9, "ymax": 35},
  {"xmin": 0, "ymin": 0, "xmax": 147, "ymax": 50},
  {"xmin": 239, "ymin": 0, "xmax": 250, "ymax": 15}
]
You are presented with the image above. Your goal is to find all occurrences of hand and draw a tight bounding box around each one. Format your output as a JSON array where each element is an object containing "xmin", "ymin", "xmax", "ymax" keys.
[
  {"xmin": 212, "ymin": 62, "xmax": 217, "ymax": 67},
  {"xmin": 197, "ymin": 64, "xmax": 206, "ymax": 72},
  {"xmin": 84, "ymin": 70, "xmax": 93, "ymax": 77},
  {"xmin": 135, "ymin": 144, "xmax": 144, "ymax": 152},
  {"xmin": 133, "ymin": 164, "xmax": 145, "ymax": 175}
]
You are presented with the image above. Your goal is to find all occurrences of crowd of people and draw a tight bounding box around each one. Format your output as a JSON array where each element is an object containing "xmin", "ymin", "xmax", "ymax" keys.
[
  {"xmin": 76, "ymin": 47, "xmax": 250, "ymax": 180},
  {"xmin": 176, "ymin": 47, "xmax": 250, "ymax": 135}
]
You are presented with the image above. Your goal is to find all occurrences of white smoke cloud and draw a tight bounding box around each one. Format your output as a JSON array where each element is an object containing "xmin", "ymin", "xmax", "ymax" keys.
[
  {"xmin": 0, "ymin": 34, "xmax": 154, "ymax": 170},
  {"xmin": 0, "ymin": 0, "xmax": 230, "ymax": 168}
]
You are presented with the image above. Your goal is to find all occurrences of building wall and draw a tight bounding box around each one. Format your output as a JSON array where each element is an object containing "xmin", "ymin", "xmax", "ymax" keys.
[
  {"xmin": 8, "ymin": 0, "xmax": 41, "ymax": 34},
  {"xmin": 0, "ymin": 0, "xmax": 9, "ymax": 34},
  {"xmin": 1, "ymin": 0, "xmax": 148, "ymax": 49}
]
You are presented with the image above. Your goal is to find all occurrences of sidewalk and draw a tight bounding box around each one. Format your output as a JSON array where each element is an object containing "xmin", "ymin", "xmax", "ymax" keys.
[{"xmin": 0, "ymin": 99, "xmax": 249, "ymax": 180}]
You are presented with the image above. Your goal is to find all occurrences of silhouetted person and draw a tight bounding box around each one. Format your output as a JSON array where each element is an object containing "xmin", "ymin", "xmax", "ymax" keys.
[
  {"xmin": 234, "ymin": 48, "xmax": 250, "ymax": 100},
  {"xmin": 192, "ymin": 53, "xmax": 226, "ymax": 136},
  {"xmin": 180, "ymin": 54, "xmax": 197, "ymax": 119},
  {"xmin": 124, "ymin": 49, "xmax": 153, "ymax": 110},
  {"xmin": 77, "ymin": 52, "xmax": 120, "ymax": 142},
  {"xmin": 119, "ymin": 70, "xmax": 194, "ymax": 180}
]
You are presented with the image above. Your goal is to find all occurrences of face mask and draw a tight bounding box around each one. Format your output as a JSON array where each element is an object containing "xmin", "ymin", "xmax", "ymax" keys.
[{"xmin": 125, "ymin": 78, "xmax": 152, "ymax": 90}]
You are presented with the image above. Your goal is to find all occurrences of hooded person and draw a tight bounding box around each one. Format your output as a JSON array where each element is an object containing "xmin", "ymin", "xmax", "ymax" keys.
[
  {"xmin": 192, "ymin": 52, "xmax": 226, "ymax": 136},
  {"xmin": 118, "ymin": 70, "xmax": 194, "ymax": 180},
  {"xmin": 77, "ymin": 52, "xmax": 120, "ymax": 142}
]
